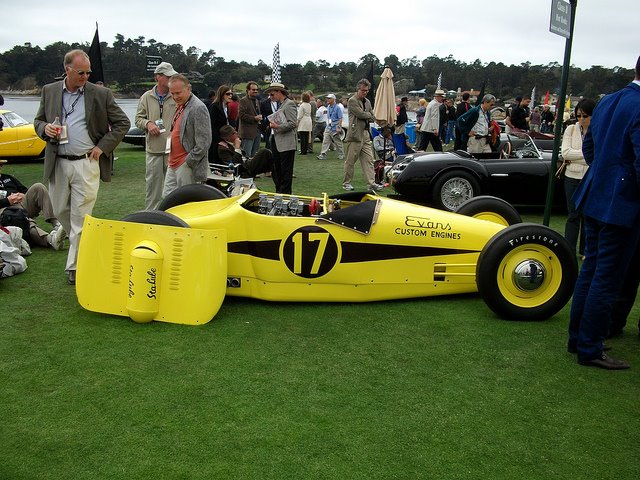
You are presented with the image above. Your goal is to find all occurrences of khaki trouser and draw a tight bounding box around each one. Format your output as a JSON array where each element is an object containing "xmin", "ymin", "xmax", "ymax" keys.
[
  {"xmin": 320, "ymin": 131, "xmax": 344, "ymax": 157},
  {"xmin": 49, "ymin": 156, "xmax": 100, "ymax": 271},
  {"xmin": 10, "ymin": 182, "xmax": 58, "ymax": 246},
  {"xmin": 145, "ymin": 152, "xmax": 168, "ymax": 210},
  {"xmin": 467, "ymin": 136, "xmax": 492, "ymax": 154},
  {"xmin": 162, "ymin": 161, "xmax": 197, "ymax": 198},
  {"xmin": 343, "ymin": 137, "xmax": 375, "ymax": 187}
]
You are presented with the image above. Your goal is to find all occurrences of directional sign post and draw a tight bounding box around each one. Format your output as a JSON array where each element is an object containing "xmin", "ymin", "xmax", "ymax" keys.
[
  {"xmin": 544, "ymin": 0, "xmax": 577, "ymax": 226},
  {"xmin": 146, "ymin": 56, "xmax": 162, "ymax": 74},
  {"xmin": 550, "ymin": 0, "xmax": 572, "ymax": 38}
]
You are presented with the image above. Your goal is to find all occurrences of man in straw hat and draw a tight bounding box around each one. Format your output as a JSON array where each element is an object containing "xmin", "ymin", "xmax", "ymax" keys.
[
  {"xmin": 265, "ymin": 82, "xmax": 297, "ymax": 194},
  {"xmin": 217, "ymin": 125, "xmax": 273, "ymax": 180},
  {"xmin": 418, "ymin": 88, "xmax": 445, "ymax": 152}
]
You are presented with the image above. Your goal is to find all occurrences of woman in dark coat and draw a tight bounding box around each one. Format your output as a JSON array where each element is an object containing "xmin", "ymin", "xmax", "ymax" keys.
[{"xmin": 208, "ymin": 84, "xmax": 233, "ymax": 163}]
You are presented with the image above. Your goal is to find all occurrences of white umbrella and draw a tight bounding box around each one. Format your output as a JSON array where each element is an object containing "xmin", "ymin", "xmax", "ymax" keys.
[{"xmin": 373, "ymin": 67, "xmax": 397, "ymax": 128}]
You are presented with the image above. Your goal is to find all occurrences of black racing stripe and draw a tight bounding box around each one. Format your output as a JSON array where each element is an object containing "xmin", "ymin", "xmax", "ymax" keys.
[
  {"xmin": 228, "ymin": 240, "xmax": 281, "ymax": 260},
  {"xmin": 339, "ymin": 242, "xmax": 477, "ymax": 263}
]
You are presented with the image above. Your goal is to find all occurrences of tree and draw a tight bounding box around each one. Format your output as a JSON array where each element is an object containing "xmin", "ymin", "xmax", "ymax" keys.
[
  {"xmin": 112, "ymin": 34, "xmax": 125, "ymax": 53},
  {"xmin": 383, "ymin": 54, "xmax": 400, "ymax": 71},
  {"xmin": 0, "ymin": 35, "xmax": 630, "ymax": 100}
]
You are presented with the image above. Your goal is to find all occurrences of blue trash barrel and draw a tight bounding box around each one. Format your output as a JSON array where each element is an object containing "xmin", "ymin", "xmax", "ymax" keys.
[{"xmin": 405, "ymin": 121, "xmax": 416, "ymax": 144}]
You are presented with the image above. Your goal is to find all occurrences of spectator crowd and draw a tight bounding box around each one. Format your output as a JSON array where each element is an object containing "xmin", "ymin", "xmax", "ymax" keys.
[{"xmin": 3, "ymin": 49, "xmax": 640, "ymax": 374}]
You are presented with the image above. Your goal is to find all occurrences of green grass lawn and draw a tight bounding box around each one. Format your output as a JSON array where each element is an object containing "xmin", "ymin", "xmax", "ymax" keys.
[{"xmin": 1, "ymin": 144, "xmax": 639, "ymax": 479}]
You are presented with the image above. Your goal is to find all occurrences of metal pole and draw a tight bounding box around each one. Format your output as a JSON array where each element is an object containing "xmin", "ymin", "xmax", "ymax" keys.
[{"xmin": 543, "ymin": 0, "xmax": 577, "ymax": 225}]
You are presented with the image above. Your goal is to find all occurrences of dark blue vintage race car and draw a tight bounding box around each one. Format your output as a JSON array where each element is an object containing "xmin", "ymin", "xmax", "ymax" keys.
[{"xmin": 388, "ymin": 133, "xmax": 562, "ymax": 211}]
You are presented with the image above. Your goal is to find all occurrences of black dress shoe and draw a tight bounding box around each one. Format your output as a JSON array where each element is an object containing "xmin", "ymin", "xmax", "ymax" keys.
[
  {"xmin": 578, "ymin": 353, "xmax": 630, "ymax": 370},
  {"xmin": 68, "ymin": 270, "xmax": 76, "ymax": 285}
]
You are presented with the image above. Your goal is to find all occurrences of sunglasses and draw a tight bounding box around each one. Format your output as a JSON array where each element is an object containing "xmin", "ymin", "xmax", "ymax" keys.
[
  {"xmin": 224, "ymin": 92, "xmax": 233, "ymax": 96},
  {"xmin": 69, "ymin": 68, "xmax": 92, "ymax": 76}
]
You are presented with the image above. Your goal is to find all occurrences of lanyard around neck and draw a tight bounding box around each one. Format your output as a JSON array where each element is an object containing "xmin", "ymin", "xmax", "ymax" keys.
[
  {"xmin": 171, "ymin": 98, "xmax": 190, "ymax": 132},
  {"xmin": 157, "ymin": 92, "xmax": 166, "ymax": 117},
  {"xmin": 63, "ymin": 90, "xmax": 84, "ymax": 122}
]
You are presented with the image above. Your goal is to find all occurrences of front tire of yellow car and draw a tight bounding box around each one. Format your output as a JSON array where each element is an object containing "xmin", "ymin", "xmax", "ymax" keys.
[{"xmin": 476, "ymin": 223, "xmax": 577, "ymax": 320}]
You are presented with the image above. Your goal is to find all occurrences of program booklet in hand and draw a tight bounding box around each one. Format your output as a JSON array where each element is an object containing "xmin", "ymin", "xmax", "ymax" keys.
[{"xmin": 267, "ymin": 109, "xmax": 286, "ymax": 127}]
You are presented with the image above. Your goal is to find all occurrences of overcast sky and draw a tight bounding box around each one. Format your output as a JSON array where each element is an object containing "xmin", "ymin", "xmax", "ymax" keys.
[{"xmin": 1, "ymin": 0, "xmax": 637, "ymax": 72}]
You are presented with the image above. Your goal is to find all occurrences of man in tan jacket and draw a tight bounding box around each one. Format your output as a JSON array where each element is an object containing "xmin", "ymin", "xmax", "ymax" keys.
[
  {"xmin": 135, "ymin": 62, "xmax": 177, "ymax": 210},
  {"xmin": 342, "ymin": 79, "xmax": 382, "ymax": 191},
  {"xmin": 34, "ymin": 49, "xmax": 129, "ymax": 284}
]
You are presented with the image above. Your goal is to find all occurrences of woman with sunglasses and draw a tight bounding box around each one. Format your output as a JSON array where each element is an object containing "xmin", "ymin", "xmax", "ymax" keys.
[
  {"xmin": 561, "ymin": 98, "xmax": 596, "ymax": 258},
  {"xmin": 207, "ymin": 85, "xmax": 233, "ymax": 163}
]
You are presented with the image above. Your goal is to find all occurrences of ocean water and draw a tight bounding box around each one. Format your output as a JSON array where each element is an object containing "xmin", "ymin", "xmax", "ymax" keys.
[{"xmin": 2, "ymin": 95, "xmax": 139, "ymax": 124}]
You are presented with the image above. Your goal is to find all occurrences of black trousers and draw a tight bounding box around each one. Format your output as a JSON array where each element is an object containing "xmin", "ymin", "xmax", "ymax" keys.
[
  {"xmin": 609, "ymin": 238, "xmax": 640, "ymax": 336},
  {"xmin": 418, "ymin": 132, "xmax": 443, "ymax": 152},
  {"xmin": 271, "ymin": 139, "xmax": 295, "ymax": 194},
  {"xmin": 298, "ymin": 131, "xmax": 309, "ymax": 155},
  {"xmin": 453, "ymin": 127, "xmax": 467, "ymax": 150}
]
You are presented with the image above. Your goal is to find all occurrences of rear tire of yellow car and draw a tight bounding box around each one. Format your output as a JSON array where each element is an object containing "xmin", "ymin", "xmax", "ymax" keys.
[
  {"xmin": 476, "ymin": 223, "xmax": 577, "ymax": 320},
  {"xmin": 122, "ymin": 210, "xmax": 189, "ymax": 227},
  {"xmin": 432, "ymin": 170, "xmax": 480, "ymax": 211},
  {"xmin": 455, "ymin": 195, "xmax": 522, "ymax": 226},
  {"xmin": 158, "ymin": 184, "xmax": 226, "ymax": 211}
]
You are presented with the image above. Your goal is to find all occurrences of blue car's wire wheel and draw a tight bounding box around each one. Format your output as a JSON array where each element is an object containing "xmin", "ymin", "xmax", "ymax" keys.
[{"xmin": 432, "ymin": 170, "xmax": 480, "ymax": 211}]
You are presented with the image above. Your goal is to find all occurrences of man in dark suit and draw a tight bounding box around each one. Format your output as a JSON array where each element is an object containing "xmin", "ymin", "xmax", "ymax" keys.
[
  {"xmin": 396, "ymin": 97, "xmax": 408, "ymax": 135},
  {"xmin": 34, "ymin": 49, "xmax": 130, "ymax": 285},
  {"xmin": 567, "ymin": 56, "xmax": 640, "ymax": 369},
  {"xmin": 238, "ymin": 81, "xmax": 262, "ymax": 158},
  {"xmin": 454, "ymin": 92, "xmax": 471, "ymax": 150},
  {"xmin": 260, "ymin": 94, "xmax": 276, "ymax": 149}
]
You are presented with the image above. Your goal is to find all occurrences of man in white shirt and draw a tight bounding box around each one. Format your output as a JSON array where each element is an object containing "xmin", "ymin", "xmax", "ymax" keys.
[
  {"xmin": 466, "ymin": 94, "xmax": 496, "ymax": 154},
  {"xmin": 313, "ymin": 98, "xmax": 328, "ymax": 145},
  {"xmin": 418, "ymin": 89, "xmax": 445, "ymax": 151}
]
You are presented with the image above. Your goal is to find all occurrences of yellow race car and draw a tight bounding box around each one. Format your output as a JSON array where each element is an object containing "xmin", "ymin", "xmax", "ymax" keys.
[
  {"xmin": 0, "ymin": 110, "xmax": 46, "ymax": 159},
  {"xmin": 76, "ymin": 186, "xmax": 577, "ymax": 326}
]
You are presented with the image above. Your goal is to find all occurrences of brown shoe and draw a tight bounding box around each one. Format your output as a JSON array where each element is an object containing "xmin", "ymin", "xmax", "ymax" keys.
[{"xmin": 578, "ymin": 353, "xmax": 630, "ymax": 370}]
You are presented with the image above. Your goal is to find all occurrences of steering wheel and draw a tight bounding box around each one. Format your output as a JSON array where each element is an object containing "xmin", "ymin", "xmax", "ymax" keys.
[{"xmin": 499, "ymin": 141, "xmax": 512, "ymax": 159}]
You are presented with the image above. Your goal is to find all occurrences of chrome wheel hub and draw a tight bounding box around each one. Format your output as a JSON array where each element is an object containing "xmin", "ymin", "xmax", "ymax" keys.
[{"xmin": 513, "ymin": 260, "xmax": 546, "ymax": 291}]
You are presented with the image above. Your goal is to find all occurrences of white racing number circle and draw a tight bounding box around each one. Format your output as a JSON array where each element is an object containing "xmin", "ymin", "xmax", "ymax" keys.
[{"xmin": 282, "ymin": 226, "xmax": 338, "ymax": 278}]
